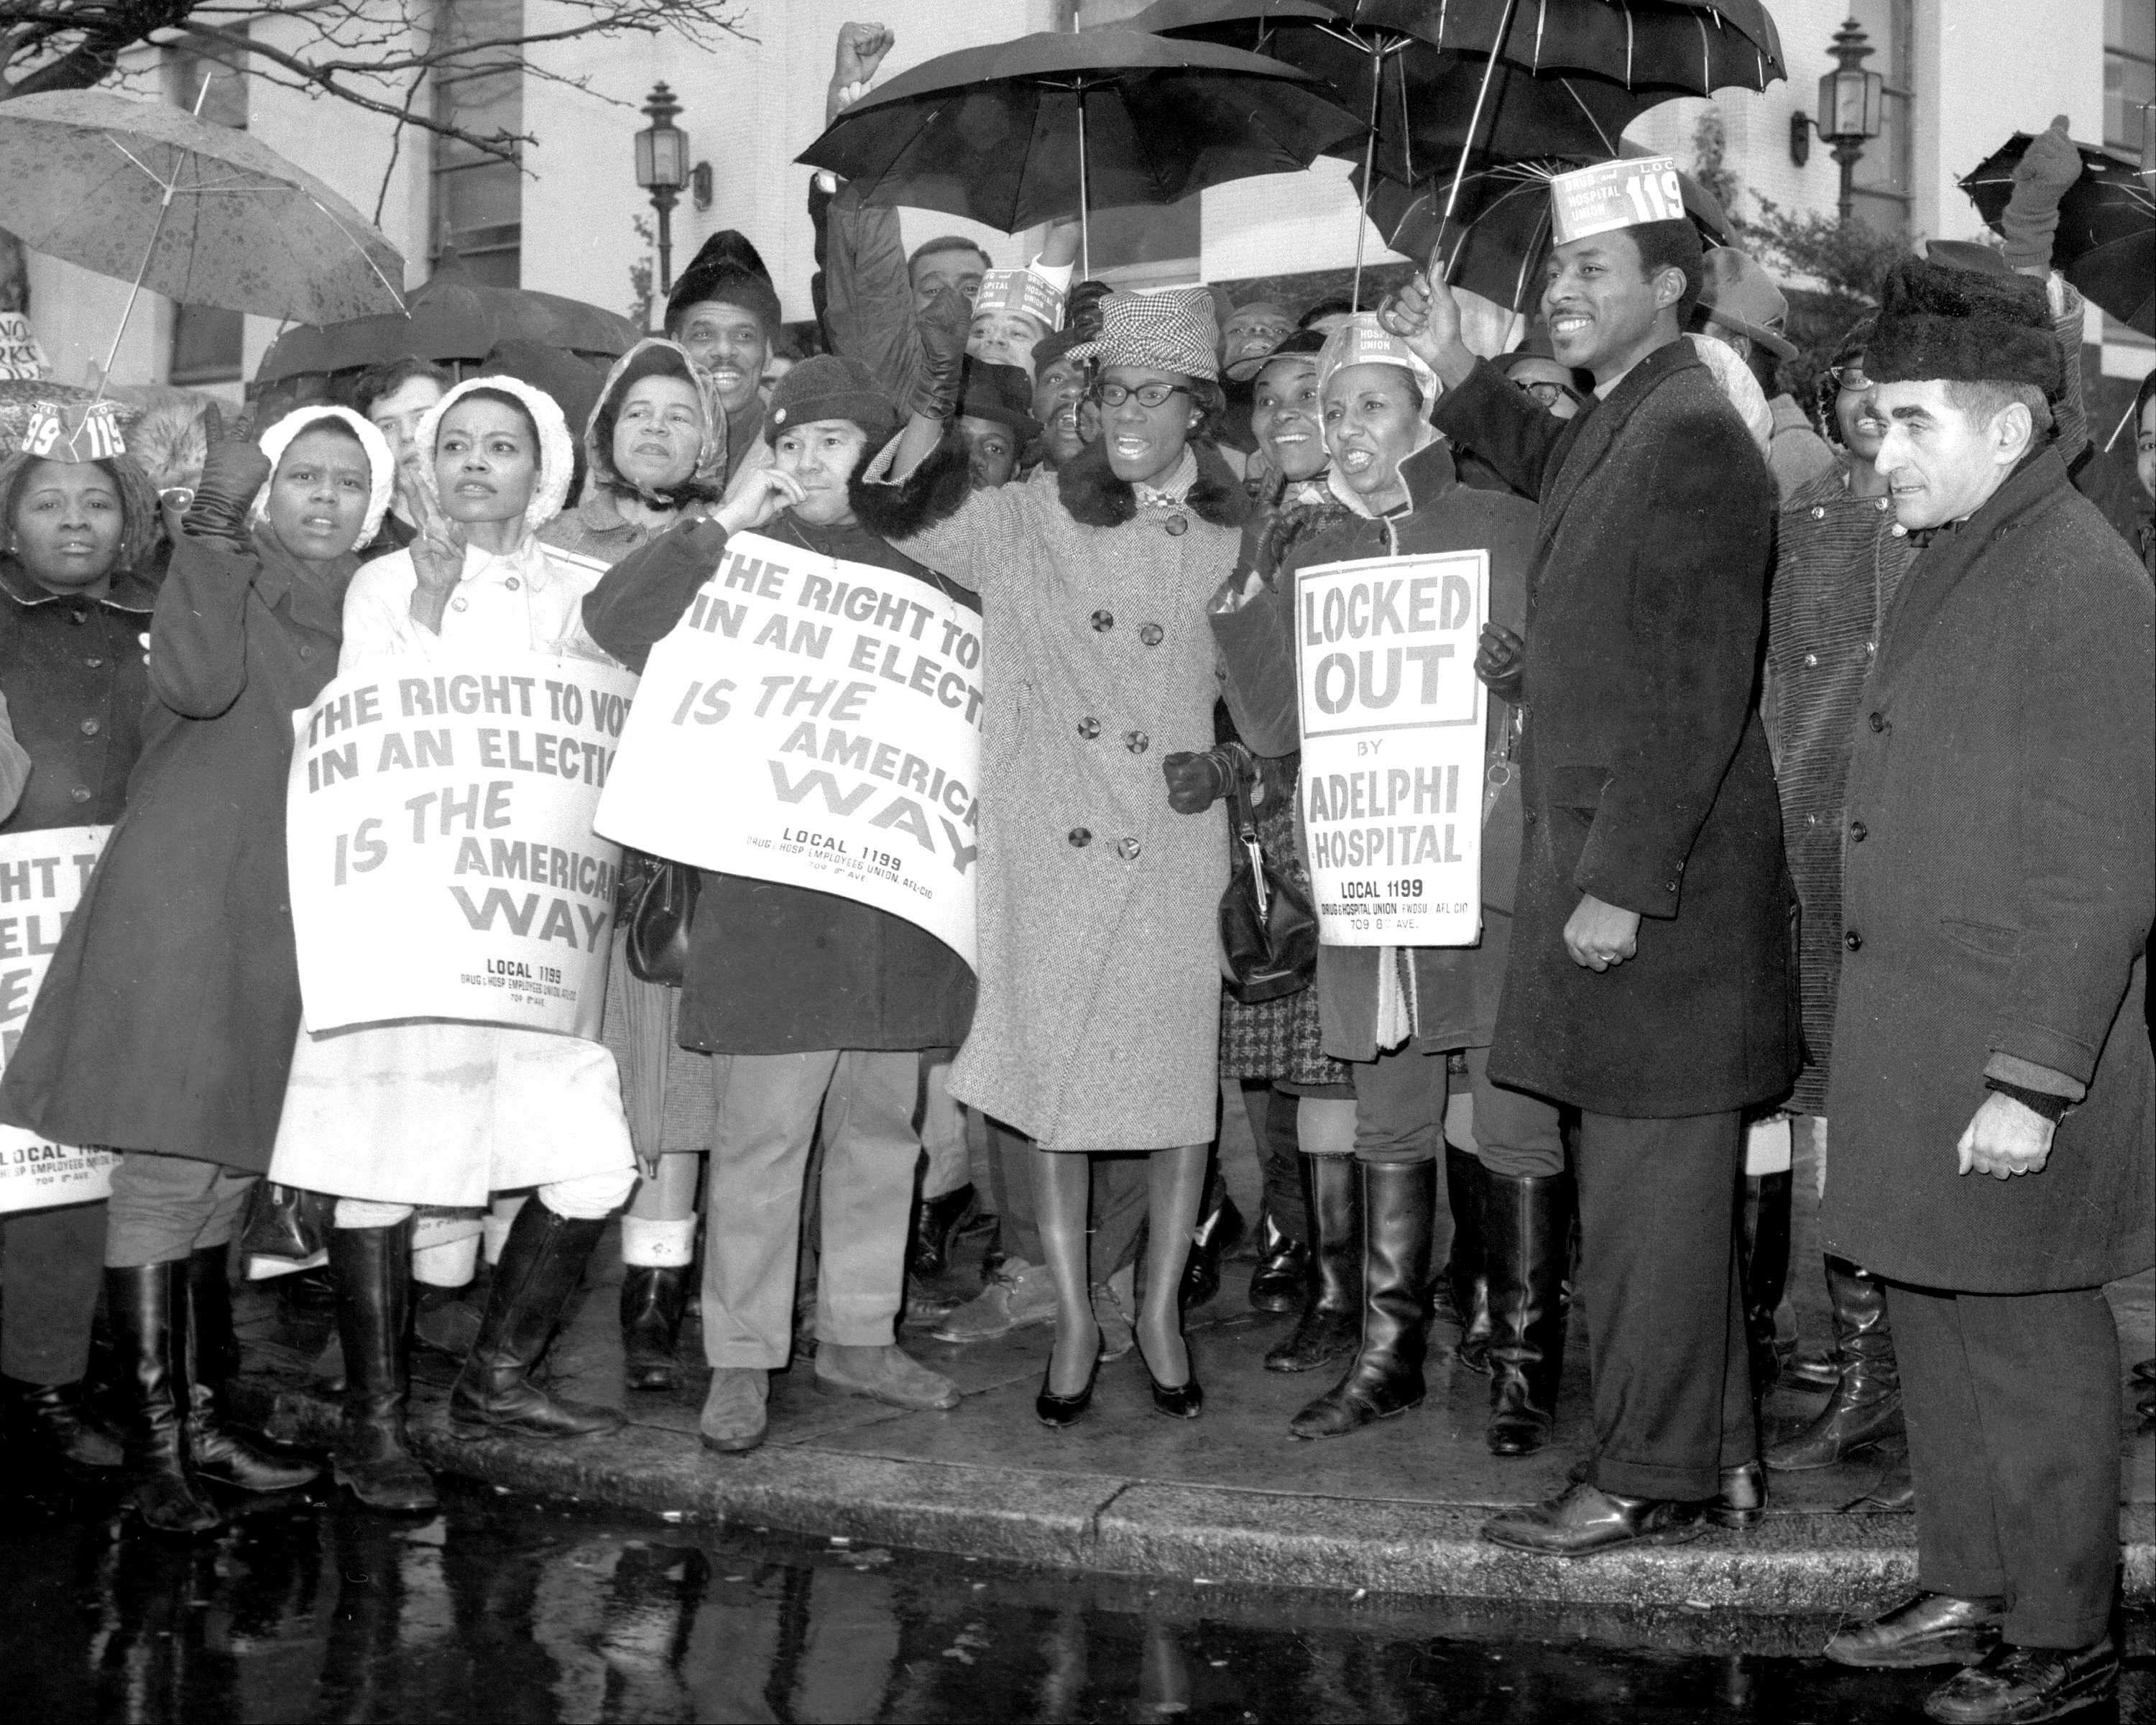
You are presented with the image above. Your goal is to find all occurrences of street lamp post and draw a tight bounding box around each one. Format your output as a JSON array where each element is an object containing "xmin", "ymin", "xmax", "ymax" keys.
[
  {"xmin": 635, "ymin": 83, "xmax": 690, "ymax": 298},
  {"xmin": 1787, "ymin": 17, "xmax": 1886, "ymax": 224}
]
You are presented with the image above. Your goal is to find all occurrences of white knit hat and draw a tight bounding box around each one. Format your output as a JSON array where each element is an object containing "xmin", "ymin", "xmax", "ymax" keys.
[
  {"xmin": 250, "ymin": 405, "xmax": 396, "ymax": 547},
  {"xmin": 413, "ymin": 374, "xmax": 578, "ymax": 543}
]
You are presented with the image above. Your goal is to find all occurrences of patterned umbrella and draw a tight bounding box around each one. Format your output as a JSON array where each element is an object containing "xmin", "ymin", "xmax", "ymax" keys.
[
  {"xmin": 1961, "ymin": 130, "xmax": 2153, "ymax": 337},
  {"xmin": 0, "ymin": 89, "xmax": 405, "ymax": 375}
]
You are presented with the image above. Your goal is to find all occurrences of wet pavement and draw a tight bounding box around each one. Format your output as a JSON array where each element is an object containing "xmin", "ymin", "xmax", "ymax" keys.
[{"xmin": 6, "ymin": 1472, "xmax": 2152, "ymax": 1723}]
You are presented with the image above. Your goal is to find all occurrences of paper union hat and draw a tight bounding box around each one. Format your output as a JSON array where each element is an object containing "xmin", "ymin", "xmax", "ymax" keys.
[
  {"xmin": 1316, "ymin": 313, "xmax": 1439, "ymax": 413},
  {"xmin": 19, "ymin": 397, "xmax": 124, "ymax": 463},
  {"xmin": 1549, "ymin": 155, "xmax": 1687, "ymax": 247},
  {"xmin": 974, "ymin": 268, "xmax": 1065, "ymax": 332}
]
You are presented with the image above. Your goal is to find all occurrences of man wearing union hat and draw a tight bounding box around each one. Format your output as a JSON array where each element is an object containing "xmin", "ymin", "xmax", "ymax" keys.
[
  {"xmin": 1807, "ymin": 257, "xmax": 2152, "ymax": 1725},
  {"xmin": 860, "ymin": 285, "xmax": 1247, "ymax": 1427},
  {"xmin": 1692, "ymin": 247, "xmax": 1838, "ymax": 502},
  {"xmin": 1388, "ymin": 154, "xmax": 1797, "ymax": 1555}
]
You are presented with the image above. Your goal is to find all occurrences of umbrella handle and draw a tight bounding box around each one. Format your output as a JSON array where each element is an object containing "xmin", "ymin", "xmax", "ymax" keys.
[{"xmin": 1431, "ymin": 0, "xmax": 1522, "ymax": 284}]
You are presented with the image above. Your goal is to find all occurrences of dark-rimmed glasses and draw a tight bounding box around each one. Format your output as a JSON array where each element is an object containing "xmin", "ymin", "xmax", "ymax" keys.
[{"xmin": 1089, "ymin": 381, "xmax": 1193, "ymax": 410}]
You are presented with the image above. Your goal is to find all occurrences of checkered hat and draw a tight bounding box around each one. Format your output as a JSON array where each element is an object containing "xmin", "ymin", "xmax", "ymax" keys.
[{"xmin": 1067, "ymin": 287, "xmax": 1220, "ymax": 382}]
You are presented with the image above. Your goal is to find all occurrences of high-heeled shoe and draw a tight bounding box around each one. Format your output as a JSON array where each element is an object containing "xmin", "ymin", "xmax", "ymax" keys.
[
  {"xmin": 1036, "ymin": 1348, "xmax": 1105, "ymax": 1429},
  {"xmin": 1138, "ymin": 1337, "xmax": 1203, "ymax": 1420}
]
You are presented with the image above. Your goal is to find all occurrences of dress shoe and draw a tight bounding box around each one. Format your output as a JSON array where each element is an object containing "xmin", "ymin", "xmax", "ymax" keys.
[
  {"xmin": 1823, "ymin": 1592, "xmax": 2007, "ymax": 1668},
  {"xmin": 933, "ymin": 1259, "xmax": 1059, "ymax": 1342},
  {"xmin": 1178, "ymin": 1183, "xmax": 1245, "ymax": 1311},
  {"xmin": 4, "ymin": 1376, "xmax": 123, "ymax": 1468},
  {"xmin": 1922, "ymin": 1634, "xmax": 2118, "ymax": 1723},
  {"xmin": 908, "ymin": 1184, "xmax": 977, "ymax": 1280},
  {"xmin": 1480, "ymin": 1480, "xmax": 1703, "ymax": 1557},
  {"xmin": 1137, "ymin": 1334, "xmax": 1202, "ymax": 1420},
  {"xmin": 1246, "ymin": 1210, "xmax": 1308, "ymax": 1314},
  {"xmin": 699, "ymin": 1368, "xmax": 769, "ymax": 1453},
  {"xmin": 814, "ymin": 1343, "xmax": 959, "ymax": 1411},
  {"xmin": 1035, "ymin": 1348, "xmax": 1103, "ymax": 1429},
  {"xmin": 1708, "ymin": 1459, "xmax": 1766, "ymax": 1530}
]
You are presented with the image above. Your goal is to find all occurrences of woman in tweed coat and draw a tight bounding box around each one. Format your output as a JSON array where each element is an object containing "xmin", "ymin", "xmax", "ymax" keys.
[{"xmin": 860, "ymin": 288, "xmax": 1245, "ymax": 1424}]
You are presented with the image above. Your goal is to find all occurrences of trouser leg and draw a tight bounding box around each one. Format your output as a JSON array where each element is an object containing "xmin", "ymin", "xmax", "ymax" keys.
[
  {"xmin": 103, "ymin": 1154, "xmax": 252, "ymax": 1269},
  {"xmin": 989, "ymin": 1117, "xmax": 1044, "ymax": 1265},
  {"xmin": 1464, "ymin": 1046, "xmax": 1566, "ymax": 1178},
  {"xmin": 918, "ymin": 1058, "xmax": 970, "ymax": 1201},
  {"xmin": 1889, "ymin": 1282, "xmax": 2009, "ymax": 1602},
  {"xmin": 1, "ymin": 1200, "xmax": 107, "ymax": 1384},
  {"xmin": 1086, "ymin": 1153, "xmax": 1151, "ymax": 1282},
  {"xmin": 1575, "ymin": 1109, "xmax": 1746, "ymax": 1502},
  {"xmin": 814, "ymin": 1050, "xmax": 927, "ymax": 1348},
  {"xmin": 700, "ymin": 1051, "xmax": 834, "ymax": 1369}
]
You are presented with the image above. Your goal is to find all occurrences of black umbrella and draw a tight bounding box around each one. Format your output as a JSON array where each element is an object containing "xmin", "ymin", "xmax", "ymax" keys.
[
  {"xmin": 796, "ymin": 27, "xmax": 1365, "ymax": 277},
  {"xmin": 1133, "ymin": 0, "xmax": 1657, "ymax": 304},
  {"xmin": 1961, "ymin": 131, "xmax": 2153, "ymax": 336}
]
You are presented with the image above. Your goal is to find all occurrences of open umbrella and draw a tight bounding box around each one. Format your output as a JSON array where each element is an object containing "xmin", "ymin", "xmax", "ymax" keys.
[
  {"xmin": 1961, "ymin": 131, "xmax": 2153, "ymax": 336},
  {"xmin": 0, "ymin": 89, "xmax": 405, "ymax": 380},
  {"xmin": 796, "ymin": 27, "xmax": 1365, "ymax": 277},
  {"xmin": 255, "ymin": 269, "xmax": 642, "ymax": 383}
]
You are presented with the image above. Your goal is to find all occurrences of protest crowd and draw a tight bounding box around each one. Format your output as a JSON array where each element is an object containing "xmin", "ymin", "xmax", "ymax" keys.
[{"xmin": 0, "ymin": 17, "xmax": 2150, "ymax": 1725}]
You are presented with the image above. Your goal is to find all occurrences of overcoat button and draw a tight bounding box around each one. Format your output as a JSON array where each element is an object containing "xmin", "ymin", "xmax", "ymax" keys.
[
  {"xmin": 1890, "ymin": 523, "xmax": 1907, "ymax": 538},
  {"xmin": 1849, "ymin": 820, "xmax": 1867, "ymax": 842},
  {"xmin": 1803, "ymin": 653, "xmax": 1818, "ymax": 667},
  {"xmin": 68, "ymin": 610, "xmax": 86, "ymax": 625},
  {"xmin": 505, "ymin": 577, "xmax": 520, "ymax": 590},
  {"xmin": 69, "ymin": 786, "xmax": 91, "ymax": 802},
  {"xmin": 1844, "ymin": 929, "xmax": 1863, "ymax": 952},
  {"xmin": 1867, "ymin": 711, "xmax": 1885, "ymax": 732},
  {"xmin": 1116, "ymin": 837, "xmax": 1142, "ymax": 860},
  {"xmin": 1138, "ymin": 623, "xmax": 1164, "ymax": 646},
  {"xmin": 451, "ymin": 597, "xmax": 469, "ymax": 612},
  {"xmin": 1077, "ymin": 717, "xmax": 1101, "ymax": 740},
  {"xmin": 1810, "ymin": 505, "xmax": 1825, "ymax": 520},
  {"xmin": 1163, "ymin": 514, "xmax": 1189, "ymax": 536},
  {"xmin": 1125, "ymin": 731, "xmax": 1148, "ymax": 753},
  {"xmin": 1069, "ymin": 827, "xmax": 1092, "ymax": 847},
  {"xmin": 1091, "ymin": 609, "xmax": 1114, "ymax": 631},
  {"xmin": 79, "ymin": 719, "xmax": 99, "ymax": 736},
  {"xmin": 299, "ymin": 645, "xmax": 313, "ymax": 659},
  {"xmin": 1664, "ymin": 880, "xmax": 1678, "ymax": 893}
]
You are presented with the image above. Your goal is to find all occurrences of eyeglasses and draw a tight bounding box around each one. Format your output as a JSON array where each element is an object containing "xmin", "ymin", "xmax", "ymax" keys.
[
  {"xmin": 1090, "ymin": 381, "xmax": 1193, "ymax": 410},
  {"xmin": 1828, "ymin": 364, "xmax": 1871, "ymax": 392}
]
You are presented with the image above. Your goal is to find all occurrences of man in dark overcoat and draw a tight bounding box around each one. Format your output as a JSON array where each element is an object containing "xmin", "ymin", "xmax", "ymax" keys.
[
  {"xmin": 1815, "ymin": 259, "xmax": 2154, "ymax": 1725},
  {"xmin": 1387, "ymin": 156, "xmax": 1797, "ymax": 1556}
]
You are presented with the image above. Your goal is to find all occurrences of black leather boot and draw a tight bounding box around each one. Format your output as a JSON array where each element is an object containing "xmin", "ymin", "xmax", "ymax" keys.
[
  {"xmin": 183, "ymin": 1246, "xmax": 321, "ymax": 1493},
  {"xmin": 105, "ymin": 1264, "xmax": 223, "ymax": 1535},
  {"xmin": 619, "ymin": 1264, "xmax": 691, "ymax": 1393},
  {"xmin": 1482, "ymin": 1169, "xmax": 1571, "ymax": 1456},
  {"xmin": 450, "ymin": 1202, "xmax": 623, "ymax": 1439},
  {"xmin": 329, "ymin": 1223, "xmax": 438, "ymax": 1512},
  {"xmin": 1177, "ymin": 1174, "xmax": 1245, "ymax": 1311},
  {"xmin": 1289, "ymin": 1159, "xmax": 1434, "ymax": 1438},
  {"xmin": 1246, "ymin": 1208, "xmax": 1308, "ymax": 1314},
  {"xmin": 1441, "ymin": 1144, "xmax": 1492, "ymax": 1374},
  {"xmin": 1264, "ymin": 1155, "xmax": 1361, "ymax": 1373},
  {"xmin": 1741, "ymin": 1169, "xmax": 1793, "ymax": 1392},
  {"xmin": 1764, "ymin": 1258, "xmax": 1903, "ymax": 1471},
  {"xmin": 3, "ymin": 1376, "xmax": 122, "ymax": 1468},
  {"xmin": 907, "ymin": 1184, "xmax": 976, "ymax": 1280}
]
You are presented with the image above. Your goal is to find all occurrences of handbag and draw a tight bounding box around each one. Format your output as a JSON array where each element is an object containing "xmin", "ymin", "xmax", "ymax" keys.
[
  {"xmin": 624, "ymin": 850, "xmax": 701, "ymax": 986},
  {"xmin": 1218, "ymin": 770, "xmax": 1317, "ymax": 1004},
  {"xmin": 239, "ymin": 1182, "xmax": 334, "ymax": 1262}
]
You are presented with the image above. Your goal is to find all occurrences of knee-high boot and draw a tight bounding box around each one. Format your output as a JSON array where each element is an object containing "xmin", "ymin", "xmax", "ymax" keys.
[
  {"xmin": 1289, "ymin": 1159, "xmax": 1434, "ymax": 1438},
  {"xmin": 1483, "ymin": 1169, "xmax": 1572, "ymax": 1456},
  {"xmin": 1441, "ymin": 1144, "xmax": 1492, "ymax": 1373},
  {"xmin": 182, "ymin": 1247, "xmax": 321, "ymax": 1492},
  {"xmin": 1740, "ymin": 1171, "xmax": 1793, "ymax": 1392},
  {"xmin": 450, "ymin": 1202, "xmax": 624, "ymax": 1439},
  {"xmin": 105, "ymin": 1263, "xmax": 223, "ymax": 1535},
  {"xmin": 1263, "ymin": 1155, "xmax": 1361, "ymax": 1373},
  {"xmin": 330, "ymin": 1223, "xmax": 438, "ymax": 1512},
  {"xmin": 1764, "ymin": 1258, "xmax": 1902, "ymax": 1471}
]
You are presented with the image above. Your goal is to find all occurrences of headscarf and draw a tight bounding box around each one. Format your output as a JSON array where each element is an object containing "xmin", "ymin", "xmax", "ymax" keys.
[
  {"xmin": 250, "ymin": 405, "xmax": 395, "ymax": 548},
  {"xmin": 581, "ymin": 336, "xmax": 724, "ymax": 507},
  {"xmin": 413, "ymin": 374, "xmax": 577, "ymax": 546}
]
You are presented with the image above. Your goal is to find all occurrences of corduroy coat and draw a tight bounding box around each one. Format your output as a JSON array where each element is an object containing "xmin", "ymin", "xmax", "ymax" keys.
[
  {"xmin": 1431, "ymin": 341, "xmax": 1798, "ymax": 1118},
  {"xmin": 859, "ymin": 433, "xmax": 1243, "ymax": 1151},
  {"xmin": 1820, "ymin": 449, "xmax": 2155, "ymax": 1293}
]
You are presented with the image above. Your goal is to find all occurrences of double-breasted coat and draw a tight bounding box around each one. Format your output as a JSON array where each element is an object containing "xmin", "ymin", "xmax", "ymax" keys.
[
  {"xmin": 1820, "ymin": 449, "xmax": 2154, "ymax": 1293},
  {"xmin": 0, "ymin": 528, "xmax": 349, "ymax": 1171},
  {"xmin": 1431, "ymin": 341, "xmax": 1798, "ymax": 1118},
  {"xmin": 858, "ymin": 433, "xmax": 1243, "ymax": 1151}
]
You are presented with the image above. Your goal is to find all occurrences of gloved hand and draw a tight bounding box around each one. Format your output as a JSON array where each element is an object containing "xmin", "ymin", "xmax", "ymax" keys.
[
  {"xmin": 182, "ymin": 437, "xmax": 272, "ymax": 547},
  {"xmin": 908, "ymin": 285, "xmax": 970, "ymax": 421},
  {"xmin": 2001, "ymin": 114, "xmax": 2081, "ymax": 273},
  {"xmin": 1475, "ymin": 622, "xmax": 1526, "ymax": 703},
  {"xmin": 1163, "ymin": 743, "xmax": 1248, "ymax": 816}
]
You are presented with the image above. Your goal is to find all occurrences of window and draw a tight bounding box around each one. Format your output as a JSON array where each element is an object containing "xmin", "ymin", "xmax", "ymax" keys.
[
  {"xmin": 162, "ymin": 45, "xmax": 247, "ymax": 385},
  {"xmin": 1845, "ymin": 0, "xmax": 1914, "ymax": 242},
  {"xmin": 431, "ymin": 0, "xmax": 524, "ymax": 287},
  {"xmin": 2106, "ymin": 0, "xmax": 2154, "ymax": 155}
]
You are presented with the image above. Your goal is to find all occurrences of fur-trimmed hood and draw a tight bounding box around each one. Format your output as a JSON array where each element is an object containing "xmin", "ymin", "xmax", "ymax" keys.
[
  {"xmin": 413, "ymin": 374, "xmax": 578, "ymax": 546},
  {"xmin": 1055, "ymin": 436, "xmax": 1250, "ymax": 530}
]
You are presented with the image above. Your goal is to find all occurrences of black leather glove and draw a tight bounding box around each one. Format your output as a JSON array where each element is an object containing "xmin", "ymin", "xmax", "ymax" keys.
[
  {"xmin": 183, "ymin": 438, "xmax": 273, "ymax": 547},
  {"xmin": 1474, "ymin": 622, "xmax": 1526, "ymax": 704},
  {"xmin": 908, "ymin": 285, "xmax": 970, "ymax": 421},
  {"xmin": 1163, "ymin": 742, "xmax": 1250, "ymax": 816}
]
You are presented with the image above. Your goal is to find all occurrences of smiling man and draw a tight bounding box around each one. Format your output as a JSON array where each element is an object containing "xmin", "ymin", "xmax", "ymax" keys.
[
  {"xmin": 1812, "ymin": 257, "xmax": 2153, "ymax": 1725},
  {"xmin": 664, "ymin": 230, "xmax": 782, "ymax": 502},
  {"xmin": 1387, "ymin": 156, "xmax": 1797, "ymax": 1558}
]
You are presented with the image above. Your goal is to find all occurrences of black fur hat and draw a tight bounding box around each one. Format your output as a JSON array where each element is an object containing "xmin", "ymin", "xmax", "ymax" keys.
[
  {"xmin": 665, "ymin": 229, "xmax": 781, "ymax": 336},
  {"xmin": 1867, "ymin": 256, "xmax": 2060, "ymax": 395}
]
